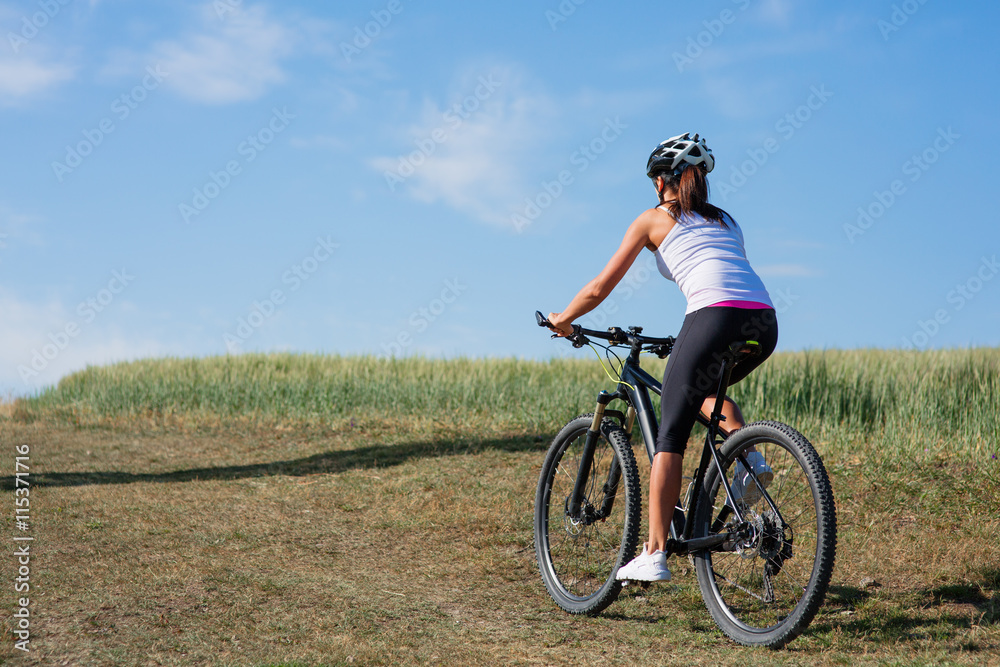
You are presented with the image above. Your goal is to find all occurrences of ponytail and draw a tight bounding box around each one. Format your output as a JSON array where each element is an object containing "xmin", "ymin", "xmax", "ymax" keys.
[{"xmin": 657, "ymin": 165, "xmax": 730, "ymax": 227}]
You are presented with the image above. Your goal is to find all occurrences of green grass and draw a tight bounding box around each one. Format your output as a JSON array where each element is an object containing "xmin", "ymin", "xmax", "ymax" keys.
[
  {"xmin": 14, "ymin": 348, "xmax": 1000, "ymax": 460},
  {"xmin": 728, "ymin": 348, "xmax": 1000, "ymax": 458}
]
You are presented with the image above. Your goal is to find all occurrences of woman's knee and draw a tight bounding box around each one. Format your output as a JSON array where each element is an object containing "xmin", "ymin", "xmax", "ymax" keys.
[{"xmin": 654, "ymin": 433, "xmax": 688, "ymax": 456}]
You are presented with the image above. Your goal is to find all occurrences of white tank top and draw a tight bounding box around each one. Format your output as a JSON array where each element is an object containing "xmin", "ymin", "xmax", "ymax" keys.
[{"xmin": 654, "ymin": 209, "xmax": 773, "ymax": 314}]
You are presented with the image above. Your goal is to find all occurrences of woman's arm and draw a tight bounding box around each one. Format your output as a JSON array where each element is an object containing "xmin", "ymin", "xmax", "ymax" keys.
[{"xmin": 547, "ymin": 210, "xmax": 664, "ymax": 336}]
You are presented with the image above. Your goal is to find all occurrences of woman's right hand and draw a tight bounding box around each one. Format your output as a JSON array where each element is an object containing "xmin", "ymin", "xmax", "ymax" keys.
[{"xmin": 546, "ymin": 312, "xmax": 574, "ymax": 337}]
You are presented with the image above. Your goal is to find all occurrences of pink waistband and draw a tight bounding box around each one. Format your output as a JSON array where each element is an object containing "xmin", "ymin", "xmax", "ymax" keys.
[{"xmin": 708, "ymin": 300, "xmax": 773, "ymax": 310}]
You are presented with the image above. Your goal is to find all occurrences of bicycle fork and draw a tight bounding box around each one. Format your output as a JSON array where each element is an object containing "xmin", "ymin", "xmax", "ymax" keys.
[{"xmin": 568, "ymin": 391, "xmax": 618, "ymax": 521}]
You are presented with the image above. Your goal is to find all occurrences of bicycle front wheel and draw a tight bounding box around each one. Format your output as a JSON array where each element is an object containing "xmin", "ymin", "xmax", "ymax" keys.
[
  {"xmin": 692, "ymin": 421, "xmax": 836, "ymax": 647},
  {"xmin": 534, "ymin": 415, "xmax": 641, "ymax": 615}
]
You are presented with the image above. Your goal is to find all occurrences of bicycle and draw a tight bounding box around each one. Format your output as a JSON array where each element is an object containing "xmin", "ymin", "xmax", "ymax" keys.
[{"xmin": 532, "ymin": 311, "xmax": 836, "ymax": 648}]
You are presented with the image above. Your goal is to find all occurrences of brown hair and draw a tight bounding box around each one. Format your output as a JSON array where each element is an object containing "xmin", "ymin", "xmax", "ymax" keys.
[{"xmin": 655, "ymin": 164, "xmax": 730, "ymax": 227}]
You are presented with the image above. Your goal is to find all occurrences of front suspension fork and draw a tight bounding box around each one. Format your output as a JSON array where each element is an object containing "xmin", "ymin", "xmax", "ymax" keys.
[{"xmin": 568, "ymin": 391, "xmax": 614, "ymax": 518}]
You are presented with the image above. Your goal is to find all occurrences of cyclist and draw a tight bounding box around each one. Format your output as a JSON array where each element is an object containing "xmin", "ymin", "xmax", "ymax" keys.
[{"xmin": 545, "ymin": 133, "xmax": 778, "ymax": 582}]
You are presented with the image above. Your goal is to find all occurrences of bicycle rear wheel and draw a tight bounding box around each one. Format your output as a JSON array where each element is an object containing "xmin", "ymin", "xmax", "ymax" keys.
[
  {"xmin": 534, "ymin": 415, "xmax": 641, "ymax": 615},
  {"xmin": 692, "ymin": 421, "xmax": 836, "ymax": 647}
]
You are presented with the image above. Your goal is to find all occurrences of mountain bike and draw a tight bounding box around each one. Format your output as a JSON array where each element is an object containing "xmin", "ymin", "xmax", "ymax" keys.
[{"xmin": 532, "ymin": 311, "xmax": 836, "ymax": 648}]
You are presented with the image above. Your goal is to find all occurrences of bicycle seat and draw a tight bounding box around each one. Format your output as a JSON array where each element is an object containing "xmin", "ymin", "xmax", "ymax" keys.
[{"xmin": 727, "ymin": 340, "xmax": 761, "ymax": 361}]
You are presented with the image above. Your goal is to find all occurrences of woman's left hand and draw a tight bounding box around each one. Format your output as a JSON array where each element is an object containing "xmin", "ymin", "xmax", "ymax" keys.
[{"xmin": 546, "ymin": 312, "xmax": 574, "ymax": 337}]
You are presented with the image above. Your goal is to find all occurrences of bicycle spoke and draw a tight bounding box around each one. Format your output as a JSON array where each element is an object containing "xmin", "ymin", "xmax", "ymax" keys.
[
  {"xmin": 781, "ymin": 504, "xmax": 815, "ymax": 526},
  {"xmin": 770, "ymin": 479, "xmax": 809, "ymax": 506},
  {"xmin": 712, "ymin": 567, "xmax": 769, "ymax": 603}
]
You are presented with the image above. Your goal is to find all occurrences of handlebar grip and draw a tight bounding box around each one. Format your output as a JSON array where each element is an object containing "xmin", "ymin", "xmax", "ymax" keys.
[{"xmin": 536, "ymin": 310, "xmax": 590, "ymax": 347}]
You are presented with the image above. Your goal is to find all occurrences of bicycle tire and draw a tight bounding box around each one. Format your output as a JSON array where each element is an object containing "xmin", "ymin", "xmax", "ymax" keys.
[
  {"xmin": 534, "ymin": 414, "xmax": 642, "ymax": 615},
  {"xmin": 691, "ymin": 421, "xmax": 836, "ymax": 647}
]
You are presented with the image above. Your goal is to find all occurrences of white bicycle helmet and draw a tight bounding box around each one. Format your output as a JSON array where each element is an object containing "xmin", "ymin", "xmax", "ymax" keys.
[{"xmin": 646, "ymin": 132, "xmax": 715, "ymax": 177}]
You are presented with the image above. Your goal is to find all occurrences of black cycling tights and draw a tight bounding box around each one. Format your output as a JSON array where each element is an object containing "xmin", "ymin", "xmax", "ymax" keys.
[{"xmin": 654, "ymin": 306, "xmax": 778, "ymax": 455}]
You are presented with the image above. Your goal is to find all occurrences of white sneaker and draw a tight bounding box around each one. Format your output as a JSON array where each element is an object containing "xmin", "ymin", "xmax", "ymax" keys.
[
  {"xmin": 616, "ymin": 544, "xmax": 671, "ymax": 582},
  {"xmin": 731, "ymin": 451, "xmax": 773, "ymax": 506}
]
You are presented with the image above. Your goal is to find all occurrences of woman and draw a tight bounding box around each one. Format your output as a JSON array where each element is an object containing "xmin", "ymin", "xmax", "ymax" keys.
[{"xmin": 545, "ymin": 133, "xmax": 778, "ymax": 582}]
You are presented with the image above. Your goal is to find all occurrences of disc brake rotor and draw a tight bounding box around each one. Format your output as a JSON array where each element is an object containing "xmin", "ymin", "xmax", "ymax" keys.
[{"xmin": 737, "ymin": 513, "xmax": 764, "ymax": 559}]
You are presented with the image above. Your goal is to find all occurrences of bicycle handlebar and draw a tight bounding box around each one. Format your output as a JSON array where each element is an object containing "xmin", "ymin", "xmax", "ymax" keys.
[
  {"xmin": 535, "ymin": 310, "xmax": 675, "ymax": 356},
  {"xmin": 535, "ymin": 310, "xmax": 763, "ymax": 368}
]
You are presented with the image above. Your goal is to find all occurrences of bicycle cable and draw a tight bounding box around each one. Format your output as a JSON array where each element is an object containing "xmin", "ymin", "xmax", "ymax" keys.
[
  {"xmin": 586, "ymin": 341, "xmax": 637, "ymax": 392},
  {"xmin": 605, "ymin": 344, "xmax": 626, "ymax": 381}
]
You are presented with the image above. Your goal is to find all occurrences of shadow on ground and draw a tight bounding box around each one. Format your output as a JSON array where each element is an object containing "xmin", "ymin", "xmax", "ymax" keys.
[
  {"xmin": 4, "ymin": 435, "xmax": 543, "ymax": 489},
  {"xmin": 594, "ymin": 576, "xmax": 999, "ymax": 649},
  {"xmin": 810, "ymin": 577, "xmax": 1000, "ymax": 644}
]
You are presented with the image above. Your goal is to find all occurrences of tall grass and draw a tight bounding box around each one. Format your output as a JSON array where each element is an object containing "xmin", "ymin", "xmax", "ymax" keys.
[
  {"xmin": 12, "ymin": 349, "xmax": 999, "ymax": 459},
  {"xmin": 15, "ymin": 355, "xmax": 601, "ymax": 430},
  {"xmin": 726, "ymin": 348, "xmax": 1000, "ymax": 458}
]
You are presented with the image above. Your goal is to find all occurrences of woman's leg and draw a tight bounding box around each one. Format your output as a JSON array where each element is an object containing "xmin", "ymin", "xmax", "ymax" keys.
[
  {"xmin": 647, "ymin": 452, "xmax": 683, "ymax": 554},
  {"xmin": 702, "ymin": 395, "xmax": 766, "ymax": 457},
  {"xmin": 645, "ymin": 308, "xmax": 777, "ymax": 555},
  {"xmin": 649, "ymin": 397, "xmax": 749, "ymax": 553},
  {"xmin": 700, "ymin": 395, "xmax": 745, "ymax": 436},
  {"xmin": 645, "ymin": 308, "xmax": 718, "ymax": 555}
]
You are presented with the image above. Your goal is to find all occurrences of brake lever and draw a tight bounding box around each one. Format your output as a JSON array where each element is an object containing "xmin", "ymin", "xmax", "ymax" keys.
[
  {"xmin": 567, "ymin": 327, "xmax": 589, "ymax": 348},
  {"xmin": 649, "ymin": 343, "xmax": 672, "ymax": 359}
]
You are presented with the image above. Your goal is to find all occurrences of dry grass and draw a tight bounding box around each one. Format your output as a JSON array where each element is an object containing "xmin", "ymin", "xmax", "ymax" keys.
[{"xmin": 3, "ymin": 412, "xmax": 998, "ymax": 666}]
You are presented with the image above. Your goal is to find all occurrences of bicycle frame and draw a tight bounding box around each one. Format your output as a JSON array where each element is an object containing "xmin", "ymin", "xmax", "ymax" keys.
[
  {"xmin": 578, "ymin": 339, "xmax": 776, "ymax": 555},
  {"xmin": 534, "ymin": 311, "xmax": 781, "ymax": 555}
]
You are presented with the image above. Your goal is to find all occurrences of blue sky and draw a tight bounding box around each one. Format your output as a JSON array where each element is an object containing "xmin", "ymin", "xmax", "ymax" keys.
[{"xmin": 1, "ymin": 0, "xmax": 998, "ymax": 395}]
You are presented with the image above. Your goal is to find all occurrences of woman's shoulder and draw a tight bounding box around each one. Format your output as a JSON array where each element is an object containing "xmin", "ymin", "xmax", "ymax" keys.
[
  {"xmin": 633, "ymin": 206, "xmax": 678, "ymax": 249},
  {"xmin": 634, "ymin": 205, "xmax": 679, "ymax": 225}
]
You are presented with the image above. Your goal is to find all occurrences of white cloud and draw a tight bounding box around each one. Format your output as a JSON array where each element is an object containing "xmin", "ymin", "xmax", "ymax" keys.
[
  {"xmin": 150, "ymin": 3, "xmax": 295, "ymax": 104},
  {"xmin": 755, "ymin": 0, "xmax": 795, "ymax": 28},
  {"xmin": 0, "ymin": 290, "xmax": 170, "ymax": 396},
  {"xmin": 368, "ymin": 69, "xmax": 664, "ymax": 230},
  {"xmin": 369, "ymin": 67, "xmax": 564, "ymax": 228},
  {"xmin": 0, "ymin": 0, "xmax": 82, "ymax": 104},
  {"xmin": 0, "ymin": 53, "xmax": 75, "ymax": 105},
  {"xmin": 0, "ymin": 204, "xmax": 44, "ymax": 250}
]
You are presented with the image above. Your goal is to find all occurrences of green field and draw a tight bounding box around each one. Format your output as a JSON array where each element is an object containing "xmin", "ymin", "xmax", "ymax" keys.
[
  {"xmin": 3, "ymin": 349, "xmax": 999, "ymax": 664},
  {"xmin": 17, "ymin": 348, "xmax": 1000, "ymax": 460}
]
